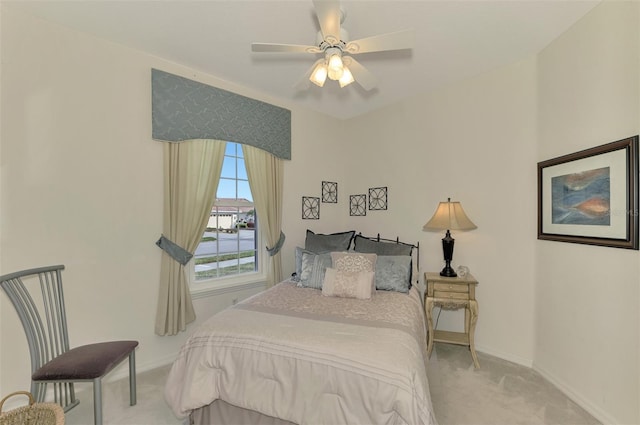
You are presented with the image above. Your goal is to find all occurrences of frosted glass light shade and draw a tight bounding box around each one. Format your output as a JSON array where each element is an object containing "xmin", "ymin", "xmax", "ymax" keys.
[
  {"xmin": 310, "ymin": 62, "xmax": 328, "ymax": 87},
  {"xmin": 327, "ymin": 53, "xmax": 344, "ymax": 80},
  {"xmin": 338, "ymin": 67, "xmax": 354, "ymax": 88}
]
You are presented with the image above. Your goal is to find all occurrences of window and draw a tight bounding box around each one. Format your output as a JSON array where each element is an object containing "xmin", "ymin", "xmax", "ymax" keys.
[{"xmin": 191, "ymin": 142, "xmax": 260, "ymax": 286}]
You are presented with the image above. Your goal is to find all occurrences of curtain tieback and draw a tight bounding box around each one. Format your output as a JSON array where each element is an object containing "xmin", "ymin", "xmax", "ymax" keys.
[
  {"xmin": 266, "ymin": 231, "xmax": 286, "ymax": 256},
  {"xmin": 156, "ymin": 235, "xmax": 193, "ymax": 266}
]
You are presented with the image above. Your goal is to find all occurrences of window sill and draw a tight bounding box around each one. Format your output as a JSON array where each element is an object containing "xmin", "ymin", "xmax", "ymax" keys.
[{"xmin": 190, "ymin": 274, "xmax": 267, "ymax": 300}]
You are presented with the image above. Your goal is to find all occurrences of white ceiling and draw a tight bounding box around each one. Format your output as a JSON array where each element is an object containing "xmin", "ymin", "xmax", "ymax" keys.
[{"xmin": 6, "ymin": 0, "xmax": 600, "ymax": 120}]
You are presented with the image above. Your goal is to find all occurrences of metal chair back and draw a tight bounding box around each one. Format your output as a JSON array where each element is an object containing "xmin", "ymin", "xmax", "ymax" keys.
[
  {"xmin": 1, "ymin": 265, "xmax": 138, "ymax": 425},
  {"xmin": 0, "ymin": 265, "xmax": 78, "ymax": 410}
]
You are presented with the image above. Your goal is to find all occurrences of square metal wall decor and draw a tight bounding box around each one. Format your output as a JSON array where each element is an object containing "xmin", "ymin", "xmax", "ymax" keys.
[
  {"xmin": 368, "ymin": 187, "xmax": 388, "ymax": 210},
  {"xmin": 322, "ymin": 181, "xmax": 338, "ymax": 203},
  {"xmin": 350, "ymin": 194, "xmax": 367, "ymax": 216},
  {"xmin": 302, "ymin": 196, "xmax": 320, "ymax": 220}
]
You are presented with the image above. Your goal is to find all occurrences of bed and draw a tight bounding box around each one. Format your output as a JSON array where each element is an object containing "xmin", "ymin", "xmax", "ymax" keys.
[{"xmin": 164, "ymin": 232, "xmax": 437, "ymax": 425}]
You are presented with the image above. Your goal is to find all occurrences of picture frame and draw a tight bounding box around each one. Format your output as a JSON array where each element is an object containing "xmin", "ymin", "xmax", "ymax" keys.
[{"xmin": 537, "ymin": 136, "xmax": 638, "ymax": 249}]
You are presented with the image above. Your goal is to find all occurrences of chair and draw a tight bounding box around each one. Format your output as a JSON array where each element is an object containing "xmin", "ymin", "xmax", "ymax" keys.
[{"xmin": 0, "ymin": 265, "xmax": 138, "ymax": 425}]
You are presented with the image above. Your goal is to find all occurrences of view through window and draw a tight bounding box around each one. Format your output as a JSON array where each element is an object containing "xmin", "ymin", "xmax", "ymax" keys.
[{"xmin": 194, "ymin": 142, "xmax": 258, "ymax": 281}]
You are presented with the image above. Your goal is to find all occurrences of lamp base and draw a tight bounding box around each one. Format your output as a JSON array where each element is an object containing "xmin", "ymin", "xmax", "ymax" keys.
[
  {"xmin": 440, "ymin": 231, "xmax": 457, "ymax": 277},
  {"xmin": 440, "ymin": 263, "xmax": 457, "ymax": 277}
]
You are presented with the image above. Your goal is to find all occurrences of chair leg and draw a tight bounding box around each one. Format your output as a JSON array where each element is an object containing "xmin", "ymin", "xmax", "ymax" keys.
[
  {"xmin": 31, "ymin": 381, "xmax": 44, "ymax": 403},
  {"xmin": 67, "ymin": 382, "xmax": 78, "ymax": 409},
  {"xmin": 93, "ymin": 377, "xmax": 103, "ymax": 425},
  {"xmin": 129, "ymin": 350, "xmax": 137, "ymax": 406}
]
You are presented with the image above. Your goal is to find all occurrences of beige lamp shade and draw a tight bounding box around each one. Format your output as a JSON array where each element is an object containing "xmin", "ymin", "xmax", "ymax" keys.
[{"xmin": 423, "ymin": 199, "xmax": 477, "ymax": 231}]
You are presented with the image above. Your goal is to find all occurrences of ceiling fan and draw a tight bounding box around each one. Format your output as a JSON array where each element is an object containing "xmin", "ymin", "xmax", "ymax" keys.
[{"xmin": 251, "ymin": 0, "xmax": 414, "ymax": 91}]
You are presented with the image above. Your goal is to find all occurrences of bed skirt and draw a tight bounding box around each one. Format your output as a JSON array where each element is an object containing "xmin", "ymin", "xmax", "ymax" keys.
[{"xmin": 191, "ymin": 399, "xmax": 296, "ymax": 425}]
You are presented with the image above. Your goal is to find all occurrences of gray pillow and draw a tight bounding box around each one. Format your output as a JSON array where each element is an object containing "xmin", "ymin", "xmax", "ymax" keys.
[
  {"xmin": 292, "ymin": 246, "xmax": 314, "ymax": 282},
  {"xmin": 353, "ymin": 235, "xmax": 414, "ymax": 256},
  {"xmin": 297, "ymin": 251, "xmax": 332, "ymax": 289},
  {"xmin": 305, "ymin": 230, "xmax": 355, "ymax": 253},
  {"xmin": 375, "ymin": 255, "xmax": 412, "ymax": 293}
]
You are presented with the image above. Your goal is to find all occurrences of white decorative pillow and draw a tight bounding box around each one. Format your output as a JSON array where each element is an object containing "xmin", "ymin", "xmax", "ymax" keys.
[
  {"xmin": 322, "ymin": 268, "xmax": 375, "ymax": 300},
  {"xmin": 330, "ymin": 252, "xmax": 377, "ymax": 273}
]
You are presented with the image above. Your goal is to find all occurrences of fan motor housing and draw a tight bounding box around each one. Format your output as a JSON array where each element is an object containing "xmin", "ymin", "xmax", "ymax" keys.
[{"xmin": 316, "ymin": 28, "xmax": 349, "ymax": 50}]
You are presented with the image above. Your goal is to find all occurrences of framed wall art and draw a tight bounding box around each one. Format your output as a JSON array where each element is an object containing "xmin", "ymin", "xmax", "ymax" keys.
[
  {"xmin": 322, "ymin": 181, "xmax": 338, "ymax": 203},
  {"xmin": 537, "ymin": 135, "xmax": 638, "ymax": 249},
  {"xmin": 368, "ymin": 187, "xmax": 388, "ymax": 210},
  {"xmin": 350, "ymin": 194, "xmax": 367, "ymax": 216},
  {"xmin": 302, "ymin": 196, "xmax": 320, "ymax": 220}
]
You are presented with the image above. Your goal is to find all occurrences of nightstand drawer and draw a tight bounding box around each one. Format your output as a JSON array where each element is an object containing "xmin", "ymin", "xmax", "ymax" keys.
[
  {"xmin": 433, "ymin": 291, "xmax": 470, "ymax": 300},
  {"xmin": 433, "ymin": 282, "xmax": 469, "ymax": 293}
]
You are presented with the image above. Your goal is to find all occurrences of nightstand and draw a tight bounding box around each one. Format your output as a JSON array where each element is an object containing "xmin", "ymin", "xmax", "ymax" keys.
[{"xmin": 424, "ymin": 272, "xmax": 479, "ymax": 368}]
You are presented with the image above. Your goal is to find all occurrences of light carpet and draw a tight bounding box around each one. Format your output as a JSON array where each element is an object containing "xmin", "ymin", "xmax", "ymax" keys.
[
  {"xmin": 63, "ymin": 343, "xmax": 600, "ymax": 425},
  {"xmin": 427, "ymin": 344, "xmax": 600, "ymax": 425}
]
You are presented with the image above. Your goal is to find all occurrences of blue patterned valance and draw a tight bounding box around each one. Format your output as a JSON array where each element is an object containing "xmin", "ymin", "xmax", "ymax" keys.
[{"xmin": 152, "ymin": 69, "xmax": 291, "ymax": 160}]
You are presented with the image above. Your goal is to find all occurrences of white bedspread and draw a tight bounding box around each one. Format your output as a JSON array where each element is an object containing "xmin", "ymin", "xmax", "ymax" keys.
[{"xmin": 165, "ymin": 282, "xmax": 437, "ymax": 425}]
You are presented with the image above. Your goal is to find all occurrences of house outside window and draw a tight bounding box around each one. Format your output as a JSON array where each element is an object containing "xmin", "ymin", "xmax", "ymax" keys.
[{"xmin": 191, "ymin": 142, "xmax": 261, "ymax": 289}]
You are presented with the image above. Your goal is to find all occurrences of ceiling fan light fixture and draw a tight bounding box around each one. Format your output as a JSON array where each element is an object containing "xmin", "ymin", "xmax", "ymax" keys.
[
  {"xmin": 338, "ymin": 66, "xmax": 354, "ymax": 88},
  {"xmin": 327, "ymin": 52, "xmax": 344, "ymax": 80},
  {"xmin": 252, "ymin": 1, "xmax": 413, "ymax": 92},
  {"xmin": 309, "ymin": 61, "xmax": 328, "ymax": 87}
]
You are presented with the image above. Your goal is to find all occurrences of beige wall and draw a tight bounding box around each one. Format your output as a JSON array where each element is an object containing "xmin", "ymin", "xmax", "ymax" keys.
[
  {"xmin": 341, "ymin": 56, "xmax": 538, "ymax": 365},
  {"xmin": 0, "ymin": 5, "xmax": 339, "ymax": 399},
  {"xmin": 280, "ymin": 108, "xmax": 349, "ymax": 274},
  {"xmin": 535, "ymin": 2, "xmax": 639, "ymax": 424},
  {"xmin": 0, "ymin": 2, "xmax": 3, "ymax": 390},
  {"xmin": 1, "ymin": 2, "xmax": 639, "ymax": 424}
]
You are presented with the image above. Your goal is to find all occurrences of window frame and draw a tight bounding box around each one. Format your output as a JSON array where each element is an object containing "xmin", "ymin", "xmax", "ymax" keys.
[
  {"xmin": 188, "ymin": 142, "xmax": 267, "ymax": 297},
  {"xmin": 188, "ymin": 237, "xmax": 267, "ymax": 299}
]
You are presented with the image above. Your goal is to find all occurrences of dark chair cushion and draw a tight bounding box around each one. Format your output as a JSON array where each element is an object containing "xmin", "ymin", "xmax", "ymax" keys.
[{"xmin": 32, "ymin": 341, "xmax": 138, "ymax": 381}]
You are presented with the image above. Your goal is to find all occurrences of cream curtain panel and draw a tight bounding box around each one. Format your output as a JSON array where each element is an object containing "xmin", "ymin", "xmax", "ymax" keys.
[
  {"xmin": 155, "ymin": 139, "xmax": 226, "ymax": 336},
  {"xmin": 243, "ymin": 145, "xmax": 284, "ymax": 287}
]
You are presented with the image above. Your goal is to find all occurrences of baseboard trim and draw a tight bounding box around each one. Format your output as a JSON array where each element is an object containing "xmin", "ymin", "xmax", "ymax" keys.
[
  {"xmin": 474, "ymin": 344, "xmax": 533, "ymax": 368},
  {"xmin": 474, "ymin": 346, "xmax": 619, "ymax": 424},
  {"xmin": 533, "ymin": 361, "xmax": 617, "ymax": 425}
]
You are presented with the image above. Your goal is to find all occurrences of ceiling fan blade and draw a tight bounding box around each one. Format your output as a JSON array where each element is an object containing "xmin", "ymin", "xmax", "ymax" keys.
[
  {"xmin": 343, "ymin": 57, "xmax": 377, "ymax": 91},
  {"xmin": 312, "ymin": 0, "xmax": 342, "ymax": 45},
  {"xmin": 293, "ymin": 59, "xmax": 324, "ymax": 91},
  {"xmin": 345, "ymin": 29, "xmax": 414, "ymax": 54},
  {"xmin": 252, "ymin": 43, "xmax": 322, "ymax": 54}
]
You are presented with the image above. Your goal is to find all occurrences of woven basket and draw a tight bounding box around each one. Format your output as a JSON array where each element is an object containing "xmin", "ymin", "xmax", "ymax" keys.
[{"xmin": 0, "ymin": 391, "xmax": 65, "ymax": 425}]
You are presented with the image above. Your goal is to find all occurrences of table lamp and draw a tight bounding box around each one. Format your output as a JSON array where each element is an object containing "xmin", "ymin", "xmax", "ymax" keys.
[{"xmin": 423, "ymin": 198, "xmax": 477, "ymax": 277}]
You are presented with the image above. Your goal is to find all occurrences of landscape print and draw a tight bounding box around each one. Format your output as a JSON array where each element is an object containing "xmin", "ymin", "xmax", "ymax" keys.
[{"xmin": 551, "ymin": 167, "xmax": 611, "ymax": 226}]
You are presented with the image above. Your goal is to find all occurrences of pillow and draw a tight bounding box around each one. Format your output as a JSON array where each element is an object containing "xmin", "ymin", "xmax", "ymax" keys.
[
  {"xmin": 305, "ymin": 230, "xmax": 355, "ymax": 253},
  {"xmin": 330, "ymin": 252, "xmax": 377, "ymax": 294},
  {"xmin": 292, "ymin": 246, "xmax": 314, "ymax": 282},
  {"xmin": 375, "ymin": 255, "xmax": 412, "ymax": 293},
  {"xmin": 322, "ymin": 268, "xmax": 375, "ymax": 300},
  {"xmin": 353, "ymin": 234, "xmax": 414, "ymax": 256},
  {"xmin": 330, "ymin": 251, "xmax": 377, "ymax": 273},
  {"xmin": 297, "ymin": 251, "xmax": 332, "ymax": 289}
]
